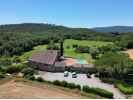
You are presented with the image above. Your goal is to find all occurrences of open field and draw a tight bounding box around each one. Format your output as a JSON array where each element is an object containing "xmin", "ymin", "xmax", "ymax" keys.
[
  {"xmin": 0, "ymin": 78, "xmax": 104, "ymax": 99},
  {"xmin": 64, "ymin": 39, "xmax": 113, "ymax": 63},
  {"xmin": 64, "ymin": 39, "xmax": 113, "ymax": 47}
]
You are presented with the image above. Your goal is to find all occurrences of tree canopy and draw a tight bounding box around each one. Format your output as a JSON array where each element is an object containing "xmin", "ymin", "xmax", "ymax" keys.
[{"xmin": 95, "ymin": 52, "xmax": 133, "ymax": 79}]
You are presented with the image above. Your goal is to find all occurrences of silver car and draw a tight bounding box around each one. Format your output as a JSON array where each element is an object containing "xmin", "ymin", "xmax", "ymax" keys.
[
  {"xmin": 64, "ymin": 71, "xmax": 69, "ymax": 77},
  {"xmin": 72, "ymin": 72, "xmax": 77, "ymax": 78}
]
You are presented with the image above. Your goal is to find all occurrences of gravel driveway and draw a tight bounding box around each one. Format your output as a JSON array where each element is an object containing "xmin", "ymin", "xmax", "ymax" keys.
[{"xmin": 37, "ymin": 71, "xmax": 126, "ymax": 99}]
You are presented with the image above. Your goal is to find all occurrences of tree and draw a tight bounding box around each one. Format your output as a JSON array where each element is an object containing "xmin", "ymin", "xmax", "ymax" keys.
[
  {"xmin": 95, "ymin": 52, "xmax": 132, "ymax": 79},
  {"xmin": 90, "ymin": 47, "xmax": 100, "ymax": 59}
]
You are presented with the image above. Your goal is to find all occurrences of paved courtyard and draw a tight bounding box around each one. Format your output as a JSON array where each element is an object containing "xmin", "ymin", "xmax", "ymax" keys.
[{"xmin": 37, "ymin": 71, "xmax": 126, "ymax": 99}]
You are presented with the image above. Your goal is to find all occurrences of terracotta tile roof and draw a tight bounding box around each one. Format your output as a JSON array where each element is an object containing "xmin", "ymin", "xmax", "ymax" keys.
[{"xmin": 29, "ymin": 50, "xmax": 59, "ymax": 65}]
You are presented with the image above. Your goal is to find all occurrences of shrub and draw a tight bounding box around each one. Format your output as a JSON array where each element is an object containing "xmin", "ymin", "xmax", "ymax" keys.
[
  {"xmin": 100, "ymin": 78, "xmax": 115, "ymax": 84},
  {"xmin": 52, "ymin": 80, "xmax": 81, "ymax": 90},
  {"xmin": 22, "ymin": 67, "xmax": 37, "ymax": 76},
  {"xmin": 83, "ymin": 86, "xmax": 113, "ymax": 98},
  {"xmin": 25, "ymin": 74, "xmax": 35, "ymax": 80},
  {"xmin": 115, "ymin": 82, "xmax": 133, "ymax": 94},
  {"xmin": 67, "ymin": 83, "xmax": 76, "ymax": 89},
  {"xmin": 36, "ymin": 77, "xmax": 44, "ymax": 82},
  {"xmin": 61, "ymin": 81, "xmax": 68, "ymax": 87},
  {"xmin": 72, "ymin": 44, "xmax": 78, "ymax": 48},
  {"xmin": 75, "ymin": 46, "xmax": 90, "ymax": 53},
  {"xmin": 6, "ymin": 65, "xmax": 22, "ymax": 74},
  {"xmin": 53, "ymin": 80, "xmax": 61, "ymax": 86},
  {"xmin": 0, "ymin": 73, "xmax": 5, "ymax": 79},
  {"xmin": 75, "ymin": 84, "xmax": 81, "ymax": 90}
]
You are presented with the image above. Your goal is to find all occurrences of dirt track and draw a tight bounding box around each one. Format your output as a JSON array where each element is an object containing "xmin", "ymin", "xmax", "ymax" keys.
[{"xmin": 0, "ymin": 80, "xmax": 86, "ymax": 99}]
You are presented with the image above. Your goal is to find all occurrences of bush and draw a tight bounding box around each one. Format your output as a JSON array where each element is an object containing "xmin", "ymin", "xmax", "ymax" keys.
[
  {"xmin": 0, "ymin": 73, "xmax": 5, "ymax": 79},
  {"xmin": 24, "ymin": 74, "xmax": 35, "ymax": 80},
  {"xmin": 115, "ymin": 82, "xmax": 133, "ymax": 94},
  {"xmin": 61, "ymin": 81, "xmax": 68, "ymax": 87},
  {"xmin": 75, "ymin": 46, "xmax": 90, "ymax": 53},
  {"xmin": 100, "ymin": 78, "xmax": 115, "ymax": 84},
  {"xmin": 72, "ymin": 44, "xmax": 78, "ymax": 48},
  {"xmin": 36, "ymin": 77, "xmax": 44, "ymax": 82},
  {"xmin": 53, "ymin": 80, "xmax": 81, "ymax": 90},
  {"xmin": 83, "ymin": 86, "xmax": 113, "ymax": 98},
  {"xmin": 22, "ymin": 67, "xmax": 37, "ymax": 76},
  {"xmin": 67, "ymin": 83, "xmax": 76, "ymax": 89},
  {"xmin": 53, "ymin": 80, "xmax": 61, "ymax": 86},
  {"xmin": 6, "ymin": 65, "xmax": 23, "ymax": 74},
  {"xmin": 75, "ymin": 84, "xmax": 81, "ymax": 90}
]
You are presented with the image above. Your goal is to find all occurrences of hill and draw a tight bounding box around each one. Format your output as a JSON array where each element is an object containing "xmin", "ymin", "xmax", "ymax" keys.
[
  {"xmin": 92, "ymin": 26, "xmax": 133, "ymax": 33},
  {"xmin": 0, "ymin": 78, "xmax": 103, "ymax": 99}
]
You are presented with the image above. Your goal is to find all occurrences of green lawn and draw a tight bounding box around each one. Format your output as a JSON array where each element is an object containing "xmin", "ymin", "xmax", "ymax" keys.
[
  {"xmin": 64, "ymin": 39, "xmax": 113, "ymax": 48},
  {"xmin": 63, "ymin": 39, "xmax": 113, "ymax": 63}
]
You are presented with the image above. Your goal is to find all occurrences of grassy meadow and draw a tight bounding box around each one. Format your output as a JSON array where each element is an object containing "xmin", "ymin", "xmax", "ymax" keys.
[
  {"xmin": 64, "ymin": 39, "xmax": 113, "ymax": 63},
  {"xmin": 64, "ymin": 39, "xmax": 113, "ymax": 47}
]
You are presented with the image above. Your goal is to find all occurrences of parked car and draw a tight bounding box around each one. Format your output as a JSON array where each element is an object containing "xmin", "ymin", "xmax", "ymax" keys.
[
  {"xmin": 72, "ymin": 72, "xmax": 77, "ymax": 78},
  {"xmin": 86, "ymin": 73, "xmax": 91, "ymax": 78},
  {"xmin": 64, "ymin": 71, "xmax": 69, "ymax": 77}
]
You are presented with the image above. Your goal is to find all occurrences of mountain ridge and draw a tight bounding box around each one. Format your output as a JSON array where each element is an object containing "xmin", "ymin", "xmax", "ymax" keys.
[{"xmin": 92, "ymin": 26, "xmax": 133, "ymax": 33}]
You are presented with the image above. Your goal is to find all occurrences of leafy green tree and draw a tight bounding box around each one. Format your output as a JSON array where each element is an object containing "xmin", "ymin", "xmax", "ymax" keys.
[{"xmin": 95, "ymin": 52, "xmax": 133, "ymax": 79}]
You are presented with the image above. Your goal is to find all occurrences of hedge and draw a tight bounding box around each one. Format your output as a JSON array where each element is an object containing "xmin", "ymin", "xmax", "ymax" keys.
[
  {"xmin": 53, "ymin": 80, "xmax": 81, "ymax": 90},
  {"xmin": 36, "ymin": 77, "xmax": 44, "ymax": 82},
  {"xmin": 100, "ymin": 78, "xmax": 115, "ymax": 84},
  {"xmin": 0, "ymin": 73, "xmax": 5, "ymax": 79},
  {"xmin": 83, "ymin": 86, "xmax": 113, "ymax": 98},
  {"xmin": 115, "ymin": 82, "xmax": 133, "ymax": 94}
]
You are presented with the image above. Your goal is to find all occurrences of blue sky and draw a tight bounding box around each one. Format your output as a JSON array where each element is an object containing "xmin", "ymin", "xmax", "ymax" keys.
[{"xmin": 0, "ymin": 0, "xmax": 133, "ymax": 28}]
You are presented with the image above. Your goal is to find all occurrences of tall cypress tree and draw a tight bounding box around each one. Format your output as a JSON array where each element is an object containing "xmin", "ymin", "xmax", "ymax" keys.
[{"xmin": 60, "ymin": 38, "xmax": 64, "ymax": 57}]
